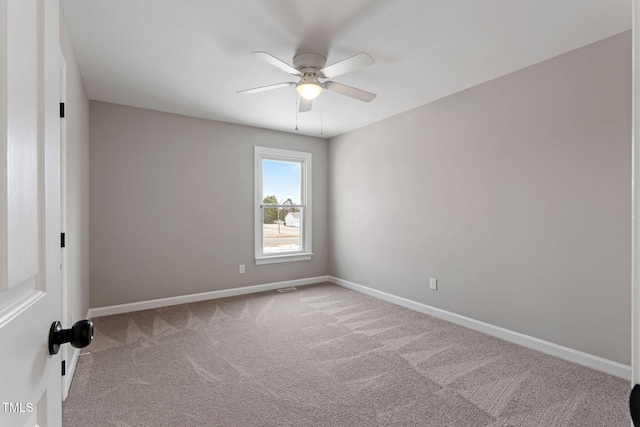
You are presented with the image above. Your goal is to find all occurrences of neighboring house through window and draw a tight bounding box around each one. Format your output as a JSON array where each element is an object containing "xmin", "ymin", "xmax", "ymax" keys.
[{"xmin": 254, "ymin": 146, "xmax": 312, "ymax": 264}]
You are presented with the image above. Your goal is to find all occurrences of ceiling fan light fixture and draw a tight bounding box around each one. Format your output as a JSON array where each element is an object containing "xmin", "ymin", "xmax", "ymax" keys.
[{"xmin": 296, "ymin": 76, "xmax": 323, "ymax": 100}]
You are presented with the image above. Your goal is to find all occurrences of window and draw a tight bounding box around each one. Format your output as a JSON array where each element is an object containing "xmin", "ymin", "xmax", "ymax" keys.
[{"xmin": 255, "ymin": 146, "xmax": 312, "ymax": 264}]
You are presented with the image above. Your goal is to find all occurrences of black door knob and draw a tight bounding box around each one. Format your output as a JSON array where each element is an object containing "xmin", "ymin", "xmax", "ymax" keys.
[
  {"xmin": 49, "ymin": 319, "xmax": 94, "ymax": 355},
  {"xmin": 631, "ymin": 383, "xmax": 640, "ymax": 426}
]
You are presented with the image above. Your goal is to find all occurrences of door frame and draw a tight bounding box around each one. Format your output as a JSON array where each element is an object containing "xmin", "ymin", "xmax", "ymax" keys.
[
  {"xmin": 59, "ymin": 49, "xmax": 72, "ymax": 400},
  {"xmin": 632, "ymin": 0, "xmax": 640, "ymax": 390}
]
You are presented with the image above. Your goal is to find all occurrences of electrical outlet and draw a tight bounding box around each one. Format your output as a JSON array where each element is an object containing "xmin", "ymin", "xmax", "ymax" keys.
[
  {"xmin": 430, "ymin": 278, "xmax": 437, "ymax": 290},
  {"xmin": 239, "ymin": 264, "xmax": 245, "ymax": 274}
]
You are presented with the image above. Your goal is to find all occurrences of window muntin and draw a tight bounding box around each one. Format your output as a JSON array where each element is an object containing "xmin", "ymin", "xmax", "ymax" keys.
[{"xmin": 255, "ymin": 147, "xmax": 312, "ymax": 264}]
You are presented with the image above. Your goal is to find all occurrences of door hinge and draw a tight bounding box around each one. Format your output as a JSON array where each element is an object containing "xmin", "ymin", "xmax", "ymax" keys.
[
  {"xmin": 61, "ymin": 232, "xmax": 65, "ymax": 248},
  {"xmin": 60, "ymin": 102, "xmax": 65, "ymax": 118},
  {"xmin": 61, "ymin": 360, "xmax": 66, "ymax": 376}
]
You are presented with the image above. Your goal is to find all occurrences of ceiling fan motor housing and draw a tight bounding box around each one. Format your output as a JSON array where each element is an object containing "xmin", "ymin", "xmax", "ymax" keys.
[{"xmin": 293, "ymin": 53, "xmax": 327, "ymax": 75}]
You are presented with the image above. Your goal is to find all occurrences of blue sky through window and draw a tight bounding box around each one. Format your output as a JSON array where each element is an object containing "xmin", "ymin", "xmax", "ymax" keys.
[{"xmin": 263, "ymin": 159, "xmax": 301, "ymax": 204}]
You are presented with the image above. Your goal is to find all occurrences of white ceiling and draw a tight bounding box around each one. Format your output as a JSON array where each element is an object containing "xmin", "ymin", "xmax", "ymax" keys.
[{"xmin": 60, "ymin": 0, "xmax": 631, "ymax": 139}]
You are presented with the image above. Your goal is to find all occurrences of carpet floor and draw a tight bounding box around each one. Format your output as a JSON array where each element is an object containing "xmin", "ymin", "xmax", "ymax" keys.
[{"xmin": 63, "ymin": 282, "xmax": 630, "ymax": 426}]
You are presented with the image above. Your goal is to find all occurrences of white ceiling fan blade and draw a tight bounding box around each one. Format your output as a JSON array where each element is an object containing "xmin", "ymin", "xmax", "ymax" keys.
[
  {"xmin": 237, "ymin": 82, "xmax": 295, "ymax": 94},
  {"xmin": 252, "ymin": 51, "xmax": 300, "ymax": 75},
  {"xmin": 324, "ymin": 81, "xmax": 376, "ymax": 102},
  {"xmin": 299, "ymin": 97, "xmax": 313, "ymax": 113},
  {"xmin": 318, "ymin": 53, "xmax": 374, "ymax": 78}
]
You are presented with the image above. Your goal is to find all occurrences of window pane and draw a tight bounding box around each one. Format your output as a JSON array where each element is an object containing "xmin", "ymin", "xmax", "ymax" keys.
[
  {"xmin": 262, "ymin": 159, "xmax": 301, "ymax": 205},
  {"xmin": 263, "ymin": 207, "xmax": 301, "ymax": 253},
  {"xmin": 255, "ymin": 146, "xmax": 311, "ymax": 262}
]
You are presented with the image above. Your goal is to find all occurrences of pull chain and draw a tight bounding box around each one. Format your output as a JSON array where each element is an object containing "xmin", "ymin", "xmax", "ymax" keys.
[{"xmin": 295, "ymin": 93, "xmax": 299, "ymax": 131}]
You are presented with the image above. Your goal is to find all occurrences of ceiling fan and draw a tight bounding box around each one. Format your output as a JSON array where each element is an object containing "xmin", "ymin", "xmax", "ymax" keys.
[{"xmin": 238, "ymin": 51, "xmax": 377, "ymax": 112}]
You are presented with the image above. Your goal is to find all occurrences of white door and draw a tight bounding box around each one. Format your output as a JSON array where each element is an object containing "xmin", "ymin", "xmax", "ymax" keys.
[{"xmin": 0, "ymin": 0, "xmax": 63, "ymax": 426}]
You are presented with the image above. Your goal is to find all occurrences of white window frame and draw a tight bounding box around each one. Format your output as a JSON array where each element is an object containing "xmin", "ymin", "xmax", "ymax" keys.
[{"xmin": 254, "ymin": 146, "xmax": 312, "ymax": 265}]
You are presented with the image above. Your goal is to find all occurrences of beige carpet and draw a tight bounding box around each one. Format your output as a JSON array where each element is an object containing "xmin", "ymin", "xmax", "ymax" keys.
[{"xmin": 63, "ymin": 282, "xmax": 630, "ymax": 426}]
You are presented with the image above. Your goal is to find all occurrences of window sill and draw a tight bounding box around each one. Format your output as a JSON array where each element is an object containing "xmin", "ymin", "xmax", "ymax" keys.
[{"xmin": 255, "ymin": 253, "xmax": 313, "ymax": 265}]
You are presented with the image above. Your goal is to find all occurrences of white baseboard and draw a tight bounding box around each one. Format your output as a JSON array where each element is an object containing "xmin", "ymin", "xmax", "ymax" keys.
[
  {"xmin": 84, "ymin": 274, "xmax": 630, "ymax": 380},
  {"xmin": 87, "ymin": 276, "xmax": 330, "ymax": 318},
  {"xmin": 329, "ymin": 276, "xmax": 631, "ymax": 380}
]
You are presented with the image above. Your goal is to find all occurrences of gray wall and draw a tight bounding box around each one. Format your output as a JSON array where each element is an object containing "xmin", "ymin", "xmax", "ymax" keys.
[
  {"xmin": 328, "ymin": 32, "xmax": 632, "ymax": 364},
  {"xmin": 60, "ymin": 11, "xmax": 90, "ymax": 332},
  {"xmin": 90, "ymin": 102, "xmax": 329, "ymax": 307}
]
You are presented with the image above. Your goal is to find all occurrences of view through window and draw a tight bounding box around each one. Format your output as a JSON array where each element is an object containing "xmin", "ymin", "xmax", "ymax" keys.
[
  {"xmin": 262, "ymin": 158, "xmax": 302, "ymax": 253},
  {"xmin": 255, "ymin": 146, "xmax": 312, "ymax": 264}
]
